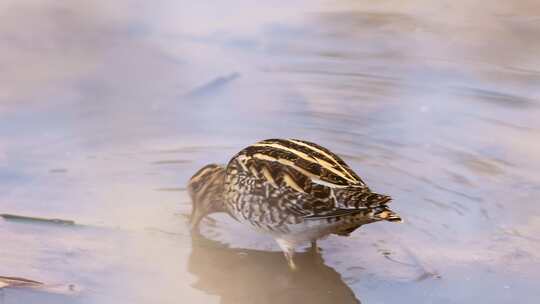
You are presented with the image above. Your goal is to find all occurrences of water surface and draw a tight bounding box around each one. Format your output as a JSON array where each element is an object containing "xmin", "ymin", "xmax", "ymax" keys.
[{"xmin": 1, "ymin": 1, "xmax": 539, "ymax": 303}]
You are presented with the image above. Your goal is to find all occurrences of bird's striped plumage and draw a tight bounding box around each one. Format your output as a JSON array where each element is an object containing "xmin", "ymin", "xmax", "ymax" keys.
[{"xmin": 188, "ymin": 138, "xmax": 401, "ymax": 269}]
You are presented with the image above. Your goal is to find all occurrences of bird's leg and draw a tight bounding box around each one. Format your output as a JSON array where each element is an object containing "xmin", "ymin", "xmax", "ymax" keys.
[
  {"xmin": 276, "ymin": 238, "xmax": 297, "ymax": 271},
  {"xmin": 310, "ymin": 240, "xmax": 318, "ymax": 254},
  {"xmin": 308, "ymin": 240, "xmax": 324, "ymax": 265}
]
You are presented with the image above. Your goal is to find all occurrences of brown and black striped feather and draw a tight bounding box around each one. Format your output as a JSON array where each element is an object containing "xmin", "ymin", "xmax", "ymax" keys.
[
  {"xmin": 225, "ymin": 139, "xmax": 400, "ymax": 223},
  {"xmin": 237, "ymin": 138, "xmax": 364, "ymax": 187},
  {"xmin": 263, "ymin": 138, "xmax": 365, "ymax": 185},
  {"xmin": 226, "ymin": 156, "xmax": 368, "ymax": 221}
]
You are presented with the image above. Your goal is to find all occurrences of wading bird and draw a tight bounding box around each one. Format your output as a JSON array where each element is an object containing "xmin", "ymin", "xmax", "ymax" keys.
[{"xmin": 188, "ymin": 139, "xmax": 401, "ymax": 269}]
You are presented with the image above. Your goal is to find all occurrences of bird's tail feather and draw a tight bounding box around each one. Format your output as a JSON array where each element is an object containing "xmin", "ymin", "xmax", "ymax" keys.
[{"xmin": 372, "ymin": 205, "xmax": 403, "ymax": 222}]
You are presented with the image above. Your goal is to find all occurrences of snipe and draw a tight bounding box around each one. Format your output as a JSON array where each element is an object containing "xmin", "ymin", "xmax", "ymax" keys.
[{"xmin": 188, "ymin": 139, "xmax": 402, "ymax": 269}]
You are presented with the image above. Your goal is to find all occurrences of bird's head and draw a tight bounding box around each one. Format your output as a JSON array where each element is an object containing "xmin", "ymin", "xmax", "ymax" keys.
[{"xmin": 187, "ymin": 164, "xmax": 226, "ymax": 232}]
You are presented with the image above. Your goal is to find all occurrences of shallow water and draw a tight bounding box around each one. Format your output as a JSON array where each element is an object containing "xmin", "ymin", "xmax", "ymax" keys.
[{"xmin": 1, "ymin": 0, "xmax": 539, "ymax": 303}]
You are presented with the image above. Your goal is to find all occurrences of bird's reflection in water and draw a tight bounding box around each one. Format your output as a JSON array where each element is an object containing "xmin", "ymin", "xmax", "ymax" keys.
[{"xmin": 188, "ymin": 236, "xmax": 361, "ymax": 304}]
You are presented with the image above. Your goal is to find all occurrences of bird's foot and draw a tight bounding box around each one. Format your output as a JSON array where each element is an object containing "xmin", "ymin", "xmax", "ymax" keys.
[{"xmin": 276, "ymin": 238, "xmax": 298, "ymax": 271}]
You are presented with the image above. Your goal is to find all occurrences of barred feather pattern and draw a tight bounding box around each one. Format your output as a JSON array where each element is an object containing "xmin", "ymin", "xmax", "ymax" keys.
[{"xmin": 219, "ymin": 139, "xmax": 401, "ymax": 236}]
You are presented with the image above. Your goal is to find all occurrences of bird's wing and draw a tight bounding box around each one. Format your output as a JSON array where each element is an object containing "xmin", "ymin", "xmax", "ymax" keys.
[{"xmin": 227, "ymin": 156, "xmax": 367, "ymax": 220}]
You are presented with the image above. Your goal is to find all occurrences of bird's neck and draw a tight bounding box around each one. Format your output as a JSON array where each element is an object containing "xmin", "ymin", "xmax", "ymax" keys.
[
  {"xmin": 202, "ymin": 168, "xmax": 227, "ymax": 213},
  {"xmin": 188, "ymin": 164, "xmax": 228, "ymax": 213}
]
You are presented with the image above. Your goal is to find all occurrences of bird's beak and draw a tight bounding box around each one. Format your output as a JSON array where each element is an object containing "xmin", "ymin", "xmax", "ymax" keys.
[{"xmin": 189, "ymin": 204, "xmax": 205, "ymax": 232}]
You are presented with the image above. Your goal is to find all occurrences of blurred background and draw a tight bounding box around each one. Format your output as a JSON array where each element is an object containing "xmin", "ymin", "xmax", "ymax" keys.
[{"xmin": 0, "ymin": 0, "xmax": 539, "ymax": 303}]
